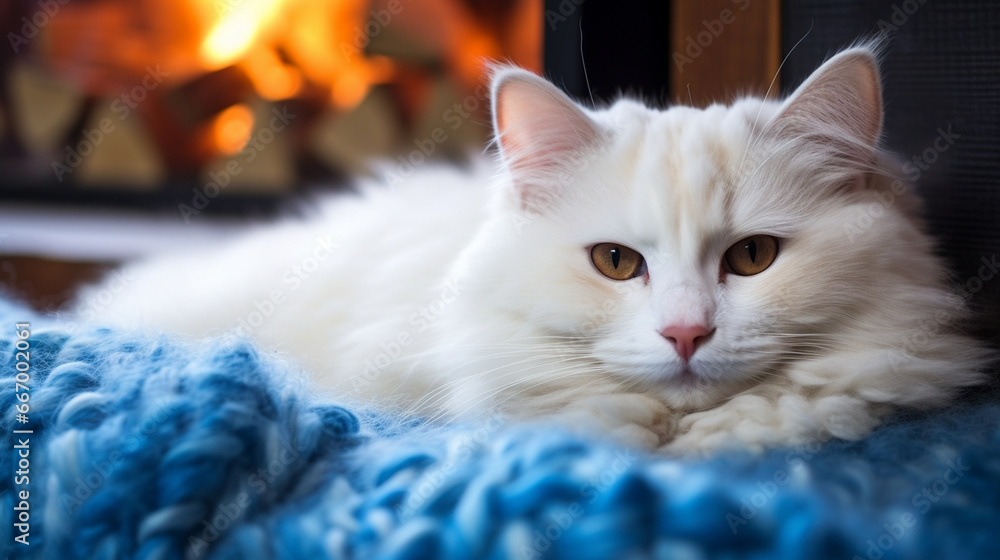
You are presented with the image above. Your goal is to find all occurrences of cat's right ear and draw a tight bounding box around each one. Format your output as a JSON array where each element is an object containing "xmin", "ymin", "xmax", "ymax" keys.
[
  {"xmin": 770, "ymin": 46, "xmax": 884, "ymax": 160},
  {"xmin": 491, "ymin": 67, "xmax": 601, "ymax": 210}
]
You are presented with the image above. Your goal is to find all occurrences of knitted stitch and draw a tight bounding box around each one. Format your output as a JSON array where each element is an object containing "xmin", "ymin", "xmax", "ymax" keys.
[{"xmin": 2, "ymin": 299, "xmax": 998, "ymax": 560}]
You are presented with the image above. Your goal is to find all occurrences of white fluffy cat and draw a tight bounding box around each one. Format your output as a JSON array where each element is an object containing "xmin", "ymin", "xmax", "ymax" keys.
[{"xmin": 76, "ymin": 45, "xmax": 993, "ymax": 452}]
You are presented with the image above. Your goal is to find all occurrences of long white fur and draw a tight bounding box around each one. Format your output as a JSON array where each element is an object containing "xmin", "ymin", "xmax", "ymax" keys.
[{"xmin": 76, "ymin": 46, "xmax": 993, "ymax": 453}]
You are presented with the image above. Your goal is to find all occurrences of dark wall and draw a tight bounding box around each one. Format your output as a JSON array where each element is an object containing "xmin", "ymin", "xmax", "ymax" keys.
[
  {"xmin": 783, "ymin": 0, "xmax": 1000, "ymax": 347},
  {"xmin": 543, "ymin": 0, "xmax": 672, "ymax": 104}
]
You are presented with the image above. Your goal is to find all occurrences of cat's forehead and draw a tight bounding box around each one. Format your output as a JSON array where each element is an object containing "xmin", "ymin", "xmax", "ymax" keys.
[
  {"xmin": 604, "ymin": 98, "xmax": 772, "ymax": 172},
  {"xmin": 592, "ymin": 99, "xmax": 778, "ymax": 252}
]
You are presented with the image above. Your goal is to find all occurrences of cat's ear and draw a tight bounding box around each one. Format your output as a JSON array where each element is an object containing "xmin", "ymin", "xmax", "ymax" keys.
[
  {"xmin": 491, "ymin": 66, "xmax": 601, "ymax": 209},
  {"xmin": 772, "ymin": 47, "xmax": 883, "ymax": 150}
]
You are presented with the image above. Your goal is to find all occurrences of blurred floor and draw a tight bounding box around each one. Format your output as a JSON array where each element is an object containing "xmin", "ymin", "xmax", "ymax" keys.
[{"xmin": 0, "ymin": 256, "xmax": 109, "ymax": 311}]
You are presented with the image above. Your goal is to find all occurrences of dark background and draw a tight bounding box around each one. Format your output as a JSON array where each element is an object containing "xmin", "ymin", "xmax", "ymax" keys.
[
  {"xmin": 782, "ymin": 0, "xmax": 1000, "ymax": 347},
  {"xmin": 545, "ymin": 0, "xmax": 673, "ymax": 105}
]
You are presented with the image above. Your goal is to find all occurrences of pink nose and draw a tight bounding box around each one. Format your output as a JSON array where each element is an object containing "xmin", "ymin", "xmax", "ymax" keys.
[{"xmin": 660, "ymin": 324, "xmax": 714, "ymax": 362}]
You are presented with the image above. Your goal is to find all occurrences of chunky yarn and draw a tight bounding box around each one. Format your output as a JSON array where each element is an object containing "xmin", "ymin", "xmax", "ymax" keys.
[{"xmin": 1, "ymin": 298, "xmax": 998, "ymax": 560}]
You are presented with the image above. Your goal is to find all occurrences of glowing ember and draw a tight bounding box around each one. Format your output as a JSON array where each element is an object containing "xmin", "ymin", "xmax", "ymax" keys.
[
  {"xmin": 33, "ymin": 0, "xmax": 541, "ymax": 167},
  {"xmin": 199, "ymin": 0, "xmax": 287, "ymax": 70},
  {"xmin": 212, "ymin": 103, "xmax": 255, "ymax": 154},
  {"xmin": 197, "ymin": 0, "xmax": 378, "ymax": 107},
  {"xmin": 243, "ymin": 49, "xmax": 304, "ymax": 101}
]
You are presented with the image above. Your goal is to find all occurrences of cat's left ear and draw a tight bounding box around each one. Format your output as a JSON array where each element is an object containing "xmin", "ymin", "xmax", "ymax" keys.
[
  {"xmin": 772, "ymin": 46, "xmax": 883, "ymax": 151},
  {"xmin": 491, "ymin": 66, "xmax": 602, "ymax": 209}
]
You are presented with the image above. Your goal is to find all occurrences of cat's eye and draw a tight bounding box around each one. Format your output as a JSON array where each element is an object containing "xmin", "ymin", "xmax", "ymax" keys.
[
  {"xmin": 591, "ymin": 243, "xmax": 646, "ymax": 280},
  {"xmin": 724, "ymin": 235, "xmax": 779, "ymax": 276}
]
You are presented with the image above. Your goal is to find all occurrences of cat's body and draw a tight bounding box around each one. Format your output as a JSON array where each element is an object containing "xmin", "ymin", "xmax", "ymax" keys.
[{"xmin": 77, "ymin": 46, "xmax": 993, "ymax": 452}]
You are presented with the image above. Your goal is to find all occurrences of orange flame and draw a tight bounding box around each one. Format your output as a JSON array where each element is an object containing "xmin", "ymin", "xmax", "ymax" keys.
[
  {"xmin": 242, "ymin": 49, "xmax": 303, "ymax": 101},
  {"xmin": 197, "ymin": 0, "xmax": 380, "ymax": 108},
  {"xmin": 199, "ymin": 0, "xmax": 287, "ymax": 70},
  {"xmin": 211, "ymin": 104, "xmax": 255, "ymax": 154}
]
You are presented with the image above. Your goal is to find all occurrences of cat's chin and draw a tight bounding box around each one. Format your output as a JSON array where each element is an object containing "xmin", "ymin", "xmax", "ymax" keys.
[
  {"xmin": 632, "ymin": 363, "xmax": 747, "ymax": 411},
  {"xmin": 657, "ymin": 377, "xmax": 728, "ymax": 410},
  {"xmin": 666, "ymin": 365, "xmax": 701, "ymax": 387}
]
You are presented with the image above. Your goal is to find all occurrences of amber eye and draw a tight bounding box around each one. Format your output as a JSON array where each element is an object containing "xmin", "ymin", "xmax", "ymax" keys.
[
  {"xmin": 724, "ymin": 235, "xmax": 779, "ymax": 276},
  {"xmin": 591, "ymin": 243, "xmax": 646, "ymax": 280}
]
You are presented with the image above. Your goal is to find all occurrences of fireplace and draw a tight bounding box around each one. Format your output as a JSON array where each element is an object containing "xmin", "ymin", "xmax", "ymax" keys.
[{"xmin": 0, "ymin": 0, "xmax": 541, "ymax": 215}]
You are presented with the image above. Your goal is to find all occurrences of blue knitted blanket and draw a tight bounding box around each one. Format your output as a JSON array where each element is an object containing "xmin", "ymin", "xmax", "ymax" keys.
[{"xmin": 2, "ymin": 298, "xmax": 998, "ymax": 560}]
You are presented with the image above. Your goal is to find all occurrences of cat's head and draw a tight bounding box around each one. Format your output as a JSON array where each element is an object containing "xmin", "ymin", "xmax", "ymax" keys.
[{"xmin": 449, "ymin": 46, "xmax": 978, "ymax": 411}]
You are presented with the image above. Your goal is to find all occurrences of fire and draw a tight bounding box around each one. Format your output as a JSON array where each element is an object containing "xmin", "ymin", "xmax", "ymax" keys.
[
  {"xmin": 242, "ymin": 49, "xmax": 303, "ymax": 101},
  {"xmin": 199, "ymin": 0, "xmax": 288, "ymax": 70},
  {"xmin": 37, "ymin": 0, "xmax": 541, "ymax": 166},
  {"xmin": 211, "ymin": 103, "xmax": 255, "ymax": 154},
  {"xmin": 198, "ymin": 0, "xmax": 379, "ymax": 107}
]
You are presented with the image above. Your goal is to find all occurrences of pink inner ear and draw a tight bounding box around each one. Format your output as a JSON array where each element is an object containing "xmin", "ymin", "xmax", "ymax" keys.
[
  {"xmin": 492, "ymin": 70, "xmax": 600, "ymax": 207},
  {"xmin": 846, "ymin": 58, "xmax": 882, "ymax": 145},
  {"xmin": 775, "ymin": 49, "xmax": 884, "ymax": 148}
]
